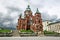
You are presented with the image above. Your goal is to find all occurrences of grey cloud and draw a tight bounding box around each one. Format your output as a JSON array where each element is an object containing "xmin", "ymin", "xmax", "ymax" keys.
[
  {"xmin": 7, "ymin": 7, "xmax": 22, "ymax": 12},
  {"xmin": 41, "ymin": 12, "xmax": 58, "ymax": 22},
  {"xmin": 41, "ymin": 12, "xmax": 50, "ymax": 20},
  {"xmin": 0, "ymin": 7, "xmax": 22, "ymax": 29},
  {"xmin": 50, "ymin": 15, "xmax": 57, "ymax": 21}
]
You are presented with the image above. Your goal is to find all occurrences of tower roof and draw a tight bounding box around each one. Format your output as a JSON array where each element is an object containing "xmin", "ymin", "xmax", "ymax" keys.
[
  {"xmin": 26, "ymin": 5, "xmax": 31, "ymax": 11},
  {"xmin": 19, "ymin": 13, "xmax": 22, "ymax": 18},
  {"xmin": 36, "ymin": 8, "xmax": 40, "ymax": 13}
]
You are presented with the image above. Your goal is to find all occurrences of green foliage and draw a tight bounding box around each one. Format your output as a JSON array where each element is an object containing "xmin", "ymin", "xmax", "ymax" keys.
[
  {"xmin": 0, "ymin": 29, "xmax": 11, "ymax": 33},
  {"xmin": 20, "ymin": 29, "xmax": 33, "ymax": 33},
  {"xmin": 44, "ymin": 30, "xmax": 58, "ymax": 34}
]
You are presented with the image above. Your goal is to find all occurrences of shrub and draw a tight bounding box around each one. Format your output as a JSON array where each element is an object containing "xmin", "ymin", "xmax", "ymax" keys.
[
  {"xmin": 44, "ymin": 30, "xmax": 58, "ymax": 34},
  {"xmin": 20, "ymin": 29, "xmax": 33, "ymax": 33}
]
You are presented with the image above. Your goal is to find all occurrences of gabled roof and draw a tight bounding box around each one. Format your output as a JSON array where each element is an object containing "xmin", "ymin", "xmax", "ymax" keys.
[{"xmin": 47, "ymin": 21, "xmax": 60, "ymax": 26}]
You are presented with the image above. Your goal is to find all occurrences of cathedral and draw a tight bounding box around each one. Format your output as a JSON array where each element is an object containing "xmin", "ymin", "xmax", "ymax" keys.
[{"xmin": 17, "ymin": 5, "xmax": 43, "ymax": 33}]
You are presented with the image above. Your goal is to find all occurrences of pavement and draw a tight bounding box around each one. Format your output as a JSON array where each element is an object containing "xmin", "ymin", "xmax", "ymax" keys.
[
  {"xmin": 12, "ymin": 30, "xmax": 20, "ymax": 37},
  {"xmin": 0, "ymin": 37, "xmax": 60, "ymax": 40}
]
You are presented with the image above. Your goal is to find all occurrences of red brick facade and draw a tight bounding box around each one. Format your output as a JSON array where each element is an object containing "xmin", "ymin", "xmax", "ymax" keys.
[{"xmin": 17, "ymin": 5, "xmax": 43, "ymax": 33}]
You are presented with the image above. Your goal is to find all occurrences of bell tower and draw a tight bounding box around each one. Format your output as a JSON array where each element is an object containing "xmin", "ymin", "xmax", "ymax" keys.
[
  {"xmin": 24, "ymin": 5, "xmax": 32, "ymax": 17},
  {"xmin": 34, "ymin": 8, "xmax": 43, "ymax": 35}
]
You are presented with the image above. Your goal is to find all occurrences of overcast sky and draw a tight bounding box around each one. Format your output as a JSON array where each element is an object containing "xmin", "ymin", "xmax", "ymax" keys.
[{"xmin": 0, "ymin": 0, "xmax": 60, "ymax": 28}]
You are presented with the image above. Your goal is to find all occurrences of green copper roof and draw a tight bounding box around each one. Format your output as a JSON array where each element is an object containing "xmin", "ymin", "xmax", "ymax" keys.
[
  {"xmin": 20, "ymin": 13, "xmax": 22, "ymax": 17},
  {"xmin": 26, "ymin": 5, "xmax": 31, "ymax": 11},
  {"xmin": 36, "ymin": 8, "xmax": 40, "ymax": 13}
]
